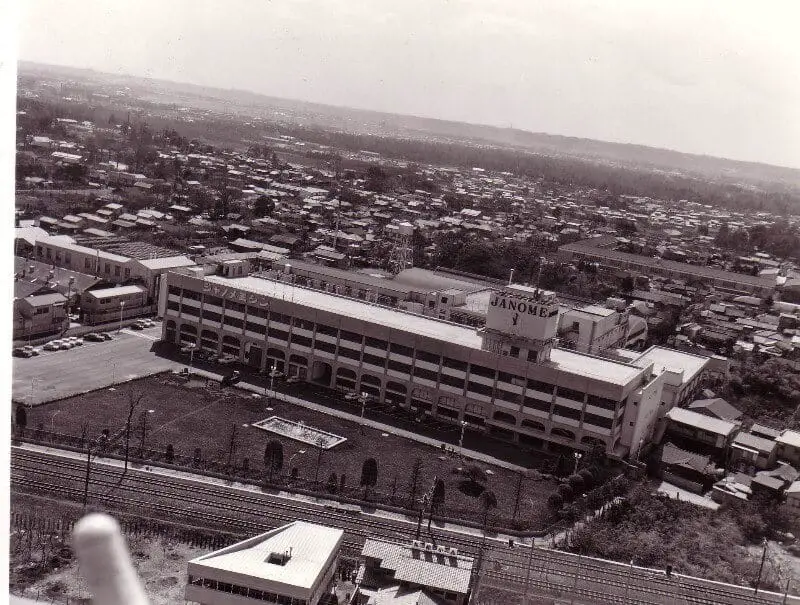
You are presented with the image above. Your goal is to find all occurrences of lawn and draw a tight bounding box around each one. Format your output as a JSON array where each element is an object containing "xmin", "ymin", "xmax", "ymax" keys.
[{"xmin": 24, "ymin": 373, "xmax": 559, "ymax": 530}]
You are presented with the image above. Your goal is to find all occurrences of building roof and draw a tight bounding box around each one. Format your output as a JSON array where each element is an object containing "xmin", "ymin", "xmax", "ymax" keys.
[
  {"xmin": 86, "ymin": 285, "xmax": 147, "ymax": 299},
  {"xmin": 393, "ymin": 268, "xmax": 493, "ymax": 295},
  {"xmin": 137, "ymin": 255, "xmax": 195, "ymax": 271},
  {"xmin": 661, "ymin": 442, "xmax": 712, "ymax": 473},
  {"xmin": 20, "ymin": 292, "xmax": 67, "ymax": 307},
  {"xmin": 666, "ymin": 408, "xmax": 738, "ymax": 437},
  {"xmin": 280, "ymin": 259, "xmax": 414, "ymax": 295},
  {"xmin": 37, "ymin": 235, "xmax": 129, "ymax": 263},
  {"xmin": 751, "ymin": 424, "xmax": 781, "ymax": 440},
  {"xmin": 777, "ymin": 430, "xmax": 800, "ymax": 449},
  {"xmin": 548, "ymin": 348, "xmax": 644, "ymax": 387},
  {"xmin": 732, "ymin": 432, "xmax": 776, "ymax": 455},
  {"xmin": 189, "ymin": 521, "xmax": 342, "ymax": 590},
  {"xmin": 688, "ymin": 398, "xmax": 743, "ymax": 422},
  {"xmin": 632, "ymin": 346, "xmax": 709, "ymax": 384},
  {"xmin": 560, "ymin": 241, "xmax": 776, "ymax": 289},
  {"xmin": 362, "ymin": 539, "xmax": 474, "ymax": 595},
  {"xmin": 15, "ymin": 226, "xmax": 48, "ymax": 246}
]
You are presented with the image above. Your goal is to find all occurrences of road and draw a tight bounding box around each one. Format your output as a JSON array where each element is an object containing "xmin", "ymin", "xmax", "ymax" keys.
[
  {"xmin": 12, "ymin": 326, "xmax": 177, "ymax": 406},
  {"xmin": 12, "ymin": 446, "xmax": 799, "ymax": 605}
]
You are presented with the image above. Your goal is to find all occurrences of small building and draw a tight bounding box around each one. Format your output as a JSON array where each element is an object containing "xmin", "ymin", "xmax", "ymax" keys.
[
  {"xmin": 776, "ymin": 430, "xmax": 800, "ymax": 467},
  {"xmin": 729, "ymin": 431, "xmax": 777, "ymax": 472},
  {"xmin": 357, "ymin": 539, "xmax": 474, "ymax": 605},
  {"xmin": 785, "ymin": 481, "xmax": 800, "ymax": 513},
  {"xmin": 186, "ymin": 521, "xmax": 343, "ymax": 605},
  {"xmin": 688, "ymin": 398, "xmax": 743, "ymax": 423},
  {"xmin": 659, "ymin": 442, "xmax": 716, "ymax": 494},
  {"xmin": 663, "ymin": 407, "xmax": 739, "ymax": 454},
  {"xmin": 13, "ymin": 292, "xmax": 68, "ymax": 339},
  {"xmin": 81, "ymin": 285, "xmax": 149, "ymax": 325}
]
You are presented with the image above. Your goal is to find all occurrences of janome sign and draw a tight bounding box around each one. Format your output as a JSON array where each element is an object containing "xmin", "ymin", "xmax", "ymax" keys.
[{"xmin": 486, "ymin": 292, "xmax": 559, "ymax": 338}]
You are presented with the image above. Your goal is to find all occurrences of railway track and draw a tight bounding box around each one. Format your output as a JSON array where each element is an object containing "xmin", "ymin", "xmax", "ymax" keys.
[{"xmin": 12, "ymin": 447, "xmax": 799, "ymax": 605}]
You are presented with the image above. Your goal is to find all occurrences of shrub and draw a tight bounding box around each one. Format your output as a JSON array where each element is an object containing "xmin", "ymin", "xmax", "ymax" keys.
[
  {"xmin": 547, "ymin": 492, "xmax": 564, "ymax": 512},
  {"xmin": 558, "ymin": 483, "xmax": 575, "ymax": 503},
  {"xmin": 165, "ymin": 444, "xmax": 175, "ymax": 464},
  {"xmin": 578, "ymin": 468, "xmax": 594, "ymax": 488},
  {"xmin": 327, "ymin": 473, "xmax": 338, "ymax": 493},
  {"xmin": 465, "ymin": 464, "xmax": 486, "ymax": 485},
  {"xmin": 567, "ymin": 474, "xmax": 585, "ymax": 494}
]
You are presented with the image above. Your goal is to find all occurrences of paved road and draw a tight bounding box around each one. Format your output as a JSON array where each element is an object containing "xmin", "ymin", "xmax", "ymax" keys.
[{"xmin": 12, "ymin": 326, "xmax": 177, "ymax": 406}]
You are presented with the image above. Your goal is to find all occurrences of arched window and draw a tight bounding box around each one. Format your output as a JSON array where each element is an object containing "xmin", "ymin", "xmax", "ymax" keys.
[
  {"xmin": 180, "ymin": 324, "xmax": 197, "ymax": 334},
  {"xmin": 493, "ymin": 411, "xmax": 517, "ymax": 425},
  {"xmin": 386, "ymin": 381, "xmax": 406, "ymax": 394},
  {"xmin": 551, "ymin": 428, "xmax": 575, "ymax": 441},
  {"xmin": 165, "ymin": 320, "xmax": 177, "ymax": 342},
  {"xmin": 222, "ymin": 335, "xmax": 240, "ymax": 347},
  {"xmin": 267, "ymin": 348, "xmax": 285, "ymax": 359},
  {"xmin": 336, "ymin": 367, "xmax": 357, "ymax": 379},
  {"xmin": 581, "ymin": 436, "xmax": 606, "ymax": 448},
  {"xmin": 361, "ymin": 374, "xmax": 381, "ymax": 386},
  {"xmin": 289, "ymin": 354, "xmax": 307, "ymax": 367},
  {"xmin": 201, "ymin": 330, "xmax": 218, "ymax": 341},
  {"xmin": 521, "ymin": 419, "xmax": 545, "ymax": 432}
]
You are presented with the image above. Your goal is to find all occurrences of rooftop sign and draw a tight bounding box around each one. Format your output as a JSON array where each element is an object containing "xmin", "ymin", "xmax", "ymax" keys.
[{"xmin": 202, "ymin": 281, "xmax": 270, "ymax": 307}]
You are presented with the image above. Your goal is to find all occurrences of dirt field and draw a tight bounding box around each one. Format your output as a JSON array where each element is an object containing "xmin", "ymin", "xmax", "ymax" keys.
[{"xmin": 25, "ymin": 373, "xmax": 559, "ymax": 529}]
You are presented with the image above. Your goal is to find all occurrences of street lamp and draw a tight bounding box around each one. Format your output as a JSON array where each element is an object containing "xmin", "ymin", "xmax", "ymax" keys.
[
  {"xmin": 287, "ymin": 449, "xmax": 307, "ymax": 475},
  {"xmin": 124, "ymin": 395, "xmax": 146, "ymax": 471},
  {"xmin": 573, "ymin": 452, "xmax": 583, "ymax": 475},
  {"xmin": 118, "ymin": 301, "xmax": 125, "ymax": 333},
  {"xmin": 458, "ymin": 420, "xmax": 468, "ymax": 458}
]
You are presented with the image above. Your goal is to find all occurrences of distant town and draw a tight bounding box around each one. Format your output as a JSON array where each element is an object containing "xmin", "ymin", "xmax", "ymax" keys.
[{"xmin": 10, "ymin": 63, "xmax": 800, "ymax": 605}]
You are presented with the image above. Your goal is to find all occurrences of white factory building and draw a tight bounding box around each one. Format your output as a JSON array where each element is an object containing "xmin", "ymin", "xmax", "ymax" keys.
[{"xmin": 160, "ymin": 261, "xmax": 710, "ymax": 459}]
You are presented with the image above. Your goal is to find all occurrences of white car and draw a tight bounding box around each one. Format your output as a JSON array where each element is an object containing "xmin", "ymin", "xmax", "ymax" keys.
[
  {"xmin": 43, "ymin": 340, "xmax": 63, "ymax": 351},
  {"xmin": 70, "ymin": 337, "xmax": 84, "ymax": 346},
  {"xmin": 61, "ymin": 340, "xmax": 75, "ymax": 349}
]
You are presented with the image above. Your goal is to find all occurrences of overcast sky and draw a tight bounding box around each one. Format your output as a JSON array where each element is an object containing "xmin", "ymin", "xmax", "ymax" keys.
[{"xmin": 15, "ymin": 0, "xmax": 800, "ymax": 168}]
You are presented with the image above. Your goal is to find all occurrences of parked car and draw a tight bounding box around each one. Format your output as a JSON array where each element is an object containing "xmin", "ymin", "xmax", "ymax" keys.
[
  {"xmin": 344, "ymin": 392, "xmax": 360, "ymax": 401},
  {"xmin": 100, "ymin": 332, "xmax": 114, "ymax": 341},
  {"xmin": 13, "ymin": 347, "xmax": 34, "ymax": 358},
  {"xmin": 218, "ymin": 354, "xmax": 237, "ymax": 365},
  {"xmin": 130, "ymin": 322, "xmax": 145, "ymax": 330},
  {"xmin": 286, "ymin": 375, "xmax": 301, "ymax": 384},
  {"xmin": 221, "ymin": 370, "xmax": 241, "ymax": 387},
  {"xmin": 84, "ymin": 332, "xmax": 104, "ymax": 342},
  {"xmin": 67, "ymin": 336, "xmax": 83, "ymax": 346},
  {"xmin": 141, "ymin": 319, "xmax": 156, "ymax": 328},
  {"xmin": 43, "ymin": 340, "xmax": 64, "ymax": 351}
]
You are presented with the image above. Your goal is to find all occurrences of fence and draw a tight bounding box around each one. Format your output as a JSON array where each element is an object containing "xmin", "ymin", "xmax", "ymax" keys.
[{"xmin": 13, "ymin": 427, "xmax": 557, "ymax": 536}]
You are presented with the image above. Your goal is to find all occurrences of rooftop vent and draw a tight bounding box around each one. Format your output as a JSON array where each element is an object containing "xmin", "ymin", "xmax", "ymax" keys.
[
  {"xmin": 267, "ymin": 548, "xmax": 292, "ymax": 566},
  {"xmin": 436, "ymin": 545, "xmax": 447, "ymax": 553},
  {"xmin": 449, "ymin": 548, "xmax": 458, "ymax": 556},
  {"xmin": 424, "ymin": 543, "xmax": 434, "ymax": 552}
]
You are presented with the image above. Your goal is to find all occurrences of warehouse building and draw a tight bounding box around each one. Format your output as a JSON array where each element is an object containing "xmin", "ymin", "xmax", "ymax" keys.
[{"xmin": 160, "ymin": 264, "xmax": 708, "ymax": 459}]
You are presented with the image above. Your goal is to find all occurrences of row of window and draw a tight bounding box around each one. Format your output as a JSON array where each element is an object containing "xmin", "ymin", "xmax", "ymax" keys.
[
  {"xmin": 169, "ymin": 295, "xmax": 621, "ymax": 410},
  {"xmin": 187, "ymin": 576, "xmax": 307, "ymax": 605}
]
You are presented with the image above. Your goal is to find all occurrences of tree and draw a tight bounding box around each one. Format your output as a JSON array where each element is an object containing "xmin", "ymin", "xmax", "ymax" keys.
[
  {"xmin": 253, "ymin": 195, "xmax": 275, "ymax": 218},
  {"xmin": 264, "ymin": 440, "xmax": 284, "ymax": 480},
  {"xmin": 360, "ymin": 458, "xmax": 378, "ymax": 499},
  {"xmin": 558, "ymin": 483, "xmax": 575, "ymax": 503},
  {"xmin": 431, "ymin": 478, "xmax": 446, "ymax": 513},
  {"xmin": 578, "ymin": 469, "xmax": 595, "ymax": 489},
  {"xmin": 465, "ymin": 464, "xmax": 486, "ymax": 486},
  {"xmin": 408, "ymin": 458, "xmax": 423, "ymax": 506},
  {"xmin": 620, "ymin": 275, "xmax": 635, "ymax": 293},
  {"xmin": 15, "ymin": 405, "xmax": 27, "ymax": 430},
  {"xmin": 548, "ymin": 492, "xmax": 564, "ymax": 512},
  {"xmin": 568, "ymin": 474, "xmax": 585, "ymax": 494},
  {"xmin": 327, "ymin": 473, "xmax": 338, "ymax": 493},
  {"xmin": 165, "ymin": 444, "xmax": 175, "ymax": 464},
  {"xmin": 479, "ymin": 490, "xmax": 498, "ymax": 528}
]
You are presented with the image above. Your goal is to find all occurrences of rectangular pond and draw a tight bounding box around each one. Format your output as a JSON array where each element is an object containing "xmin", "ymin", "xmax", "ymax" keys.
[{"xmin": 251, "ymin": 416, "xmax": 347, "ymax": 450}]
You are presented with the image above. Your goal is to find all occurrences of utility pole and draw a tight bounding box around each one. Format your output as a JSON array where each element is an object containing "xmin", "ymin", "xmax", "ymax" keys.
[
  {"xmin": 521, "ymin": 538, "xmax": 536, "ymax": 605},
  {"xmin": 754, "ymin": 538, "xmax": 768, "ymax": 595},
  {"xmin": 82, "ymin": 445, "xmax": 92, "ymax": 510}
]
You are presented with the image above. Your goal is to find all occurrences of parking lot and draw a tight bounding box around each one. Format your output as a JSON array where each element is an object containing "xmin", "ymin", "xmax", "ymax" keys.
[{"xmin": 12, "ymin": 326, "xmax": 179, "ymax": 406}]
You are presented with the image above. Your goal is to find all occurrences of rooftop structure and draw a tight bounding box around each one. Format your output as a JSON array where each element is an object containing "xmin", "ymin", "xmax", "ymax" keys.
[{"xmin": 187, "ymin": 521, "xmax": 343, "ymax": 605}]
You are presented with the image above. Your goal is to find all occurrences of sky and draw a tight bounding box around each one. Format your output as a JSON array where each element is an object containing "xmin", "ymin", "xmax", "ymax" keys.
[{"xmin": 12, "ymin": 0, "xmax": 800, "ymax": 168}]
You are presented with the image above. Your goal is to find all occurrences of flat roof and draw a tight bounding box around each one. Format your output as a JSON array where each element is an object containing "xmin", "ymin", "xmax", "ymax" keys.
[
  {"xmin": 87, "ymin": 285, "xmax": 147, "ymax": 299},
  {"xmin": 392, "ymin": 268, "xmax": 492, "ymax": 295},
  {"xmin": 666, "ymin": 408, "xmax": 738, "ymax": 436},
  {"xmin": 777, "ymin": 430, "xmax": 800, "ymax": 449},
  {"xmin": 37, "ymin": 236, "xmax": 130, "ymax": 263},
  {"xmin": 632, "ymin": 346, "xmax": 709, "ymax": 384},
  {"xmin": 190, "ymin": 521, "xmax": 342, "ymax": 589},
  {"xmin": 205, "ymin": 275, "xmax": 486, "ymax": 349},
  {"xmin": 137, "ymin": 255, "xmax": 195, "ymax": 271},
  {"xmin": 548, "ymin": 348, "xmax": 643, "ymax": 387}
]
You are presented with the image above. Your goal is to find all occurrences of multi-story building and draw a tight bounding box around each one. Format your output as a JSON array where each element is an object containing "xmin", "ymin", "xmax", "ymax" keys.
[
  {"xmin": 159, "ymin": 266, "xmax": 712, "ymax": 459},
  {"xmin": 186, "ymin": 521, "xmax": 343, "ymax": 605}
]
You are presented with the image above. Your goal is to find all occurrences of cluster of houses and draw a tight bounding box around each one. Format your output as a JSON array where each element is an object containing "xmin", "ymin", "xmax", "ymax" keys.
[{"xmin": 655, "ymin": 396, "xmax": 800, "ymax": 510}]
